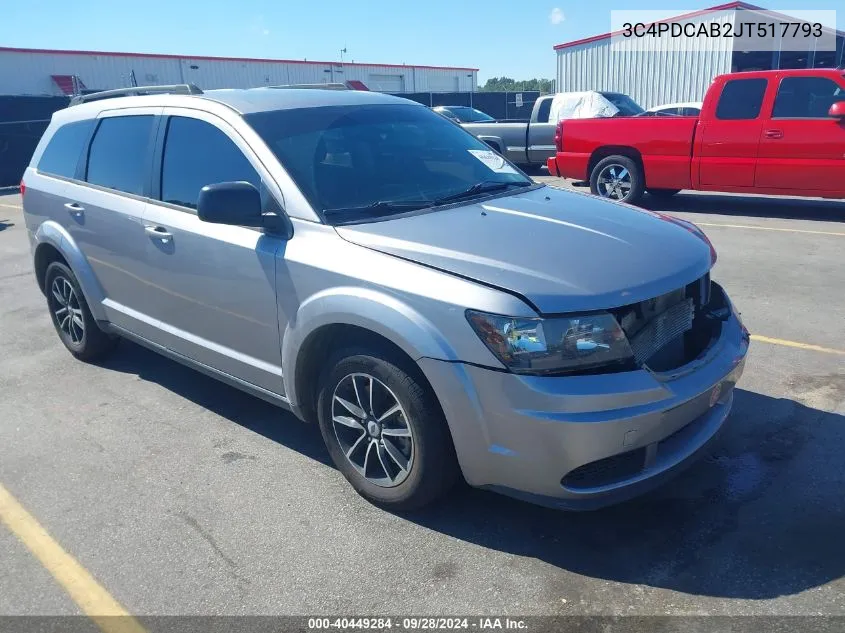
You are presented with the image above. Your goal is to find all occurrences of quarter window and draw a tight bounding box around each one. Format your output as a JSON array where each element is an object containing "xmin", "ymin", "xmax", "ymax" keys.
[
  {"xmin": 715, "ymin": 78, "xmax": 768, "ymax": 120},
  {"xmin": 160, "ymin": 117, "xmax": 261, "ymax": 209},
  {"xmin": 37, "ymin": 120, "xmax": 95, "ymax": 179},
  {"xmin": 86, "ymin": 116, "xmax": 154, "ymax": 195},
  {"xmin": 772, "ymin": 77, "xmax": 843, "ymax": 118}
]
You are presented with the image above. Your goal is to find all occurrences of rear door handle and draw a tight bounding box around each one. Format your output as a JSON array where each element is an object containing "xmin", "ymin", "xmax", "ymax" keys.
[
  {"xmin": 144, "ymin": 225, "xmax": 173, "ymax": 242},
  {"xmin": 64, "ymin": 202, "xmax": 84, "ymax": 215},
  {"xmin": 764, "ymin": 129, "xmax": 784, "ymax": 139}
]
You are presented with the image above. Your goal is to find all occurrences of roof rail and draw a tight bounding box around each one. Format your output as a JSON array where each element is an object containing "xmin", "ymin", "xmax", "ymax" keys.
[
  {"xmin": 267, "ymin": 83, "xmax": 351, "ymax": 90},
  {"xmin": 69, "ymin": 84, "xmax": 203, "ymax": 106}
]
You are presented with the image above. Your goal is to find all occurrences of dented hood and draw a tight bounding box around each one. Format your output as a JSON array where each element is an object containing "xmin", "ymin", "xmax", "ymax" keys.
[{"xmin": 335, "ymin": 186, "xmax": 714, "ymax": 314}]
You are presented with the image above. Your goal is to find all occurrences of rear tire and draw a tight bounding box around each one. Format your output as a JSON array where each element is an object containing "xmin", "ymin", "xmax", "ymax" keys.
[
  {"xmin": 590, "ymin": 155, "xmax": 644, "ymax": 205},
  {"xmin": 316, "ymin": 346, "xmax": 458, "ymax": 510},
  {"xmin": 44, "ymin": 261, "xmax": 118, "ymax": 361}
]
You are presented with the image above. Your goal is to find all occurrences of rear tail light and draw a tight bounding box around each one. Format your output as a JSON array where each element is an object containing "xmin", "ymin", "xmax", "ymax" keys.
[
  {"xmin": 554, "ymin": 120, "xmax": 564, "ymax": 152},
  {"xmin": 19, "ymin": 179, "xmax": 25, "ymax": 197}
]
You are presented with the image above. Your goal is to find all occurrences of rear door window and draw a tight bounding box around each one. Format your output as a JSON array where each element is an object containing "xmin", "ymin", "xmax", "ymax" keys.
[
  {"xmin": 159, "ymin": 116, "xmax": 261, "ymax": 210},
  {"xmin": 535, "ymin": 98, "xmax": 552, "ymax": 123},
  {"xmin": 715, "ymin": 79, "xmax": 768, "ymax": 120},
  {"xmin": 37, "ymin": 120, "xmax": 95, "ymax": 178},
  {"xmin": 86, "ymin": 116, "xmax": 155, "ymax": 195},
  {"xmin": 772, "ymin": 76, "xmax": 844, "ymax": 118}
]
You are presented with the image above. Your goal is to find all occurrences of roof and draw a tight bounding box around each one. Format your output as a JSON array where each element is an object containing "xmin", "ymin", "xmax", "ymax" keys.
[
  {"xmin": 200, "ymin": 87, "xmax": 414, "ymax": 114},
  {"xmin": 0, "ymin": 46, "xmax": 478, "ymax": 72},
  {"xmin": 553, "ymin": 1, "xmax": 843, "ymax": 50},
  {"xmin": 58, "ymin": 87, "xmax": 417, "ymax": 121}
]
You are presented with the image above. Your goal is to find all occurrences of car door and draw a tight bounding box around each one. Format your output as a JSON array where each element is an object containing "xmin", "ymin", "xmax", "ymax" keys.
[
  {"xmin": 697, "ymin": 77, "xmax": 770, "ymax": 188},
  {"xmin": 526, "ymin": 97, "xmax": 556, "ymax": 165},
  {"xmin": 63, "ymin": 108, "xmax": 163, "ymax": 339},
  {"xmin": 141, "ymin": 110, "xmax": 288, "ymax": 395},
  {"xmin": 755, "ymin": 74, "xmax": 845, "ymax": 192}
]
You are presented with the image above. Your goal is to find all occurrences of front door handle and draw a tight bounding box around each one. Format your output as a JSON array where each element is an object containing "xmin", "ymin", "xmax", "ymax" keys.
[
  {"xmin": 764, "ymin": 129, "xmax": 784, "ymax": 139},
  {"xmin": 64, "ymin": 202, "xmax": 84, "ymax": 216},
  {"xmin": 144, "ymin": 225, "xmax": 173, "ymax": 242}
]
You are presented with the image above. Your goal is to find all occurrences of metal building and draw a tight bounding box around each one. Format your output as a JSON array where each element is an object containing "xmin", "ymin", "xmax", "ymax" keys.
[
  {"xmin": 0, "ymin": 46, "xmax": 478, "ymax": 96},
  {"xmin": 555, "ymin": 1, "xmax": 845, "ymax": 108}
]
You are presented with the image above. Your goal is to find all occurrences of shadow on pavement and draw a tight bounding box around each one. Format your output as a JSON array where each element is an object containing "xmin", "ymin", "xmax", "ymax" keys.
[
  {"xmin": 97, "ymin": 340, "xmax": 332, "ymax": 467},
  {"xmin": 98, "ymin": 341, "xmax": 845, "ymax": 600},
  {"xmin": 0, "ymin": 220, "xmax": 12, "ymax": 231},
  {"xmin": 0, "ymin": 187, "xmax": 21, "ymax": 197},
  {"xmin": 644, "ymin": 191, "xmax": 845, "ymax": 223}
]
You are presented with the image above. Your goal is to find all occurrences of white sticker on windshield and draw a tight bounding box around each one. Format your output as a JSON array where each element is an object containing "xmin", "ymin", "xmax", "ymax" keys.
[{"xmin": 468, "ymin": 149, "xmax": 518, "ymax": 174}]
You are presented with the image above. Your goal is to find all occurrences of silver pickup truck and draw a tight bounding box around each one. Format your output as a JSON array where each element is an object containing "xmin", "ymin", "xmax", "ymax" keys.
[
  {"xmin": 461, "ymin": 95, "xmax": 556, "ymax": 169},
  {"xmin": 462, "ymin": 91, "xmax": 646, "ymax": 169}
]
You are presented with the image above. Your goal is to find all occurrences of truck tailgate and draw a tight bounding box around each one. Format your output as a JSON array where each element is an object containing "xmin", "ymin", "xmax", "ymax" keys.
[{"xmin": 557, "ymin": 117, "xmax": 698, "ymax": 190}]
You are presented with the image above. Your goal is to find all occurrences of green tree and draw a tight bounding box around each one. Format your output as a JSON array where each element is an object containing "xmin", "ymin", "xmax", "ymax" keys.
[{"xmin": 479, "ymin": 77, "xmax": 553, "ymax": 93}]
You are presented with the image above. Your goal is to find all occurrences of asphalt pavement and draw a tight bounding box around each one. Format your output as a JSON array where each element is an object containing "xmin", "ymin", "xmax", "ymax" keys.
[{"xmin": 0, "ymin": 182, "xmax": 844, "ymax": 619}]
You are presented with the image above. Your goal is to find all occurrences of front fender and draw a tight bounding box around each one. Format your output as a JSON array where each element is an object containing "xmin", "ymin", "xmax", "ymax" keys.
[
  {"xmin": 34, "ymin": 220, "xmax": 107, "ymax": 321},
  {"xmin": 281, "ymin": 286, "xmax": 458, "ymax": 408}
]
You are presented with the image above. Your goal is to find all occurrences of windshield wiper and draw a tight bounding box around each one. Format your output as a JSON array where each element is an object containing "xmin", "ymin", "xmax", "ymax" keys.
[
  {"xmin": 323, "ymin": 199, "xmax": 433, "ymax": 222},
  {"xmin": 434, "ymin": 180, "xmax": 532, "ymax": 205}
]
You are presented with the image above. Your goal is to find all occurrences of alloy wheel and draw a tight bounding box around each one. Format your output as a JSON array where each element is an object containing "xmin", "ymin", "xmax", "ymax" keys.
[
  {"xmin": 597, "ymin": 164, "xmax": 633, "ymax": 200},
  {"xmin": 331, "ymin": 372, "xmax": 415, "ymax": 487},
  {"xmin": 51, "ymin": 276, "xmax": 84, "ymax": 345}
]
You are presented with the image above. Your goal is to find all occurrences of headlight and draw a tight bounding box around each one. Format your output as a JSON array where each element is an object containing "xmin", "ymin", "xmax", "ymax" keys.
[{"xmin": 466, "ymin": 310, "xmax": 635, "ymax": 375}]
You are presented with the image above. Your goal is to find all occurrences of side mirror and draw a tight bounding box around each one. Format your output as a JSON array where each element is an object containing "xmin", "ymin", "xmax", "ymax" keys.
[
  {"xmin": 198, "ymin": 181, "xmax": 263, "ymax": 227},
  {"xmin": 828, "ymin": 101, "xmax": 845, "ymax": 119}
]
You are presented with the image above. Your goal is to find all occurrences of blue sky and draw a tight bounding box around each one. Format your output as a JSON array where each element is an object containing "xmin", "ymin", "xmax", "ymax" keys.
[{"xmin": 2, "ymin": 0, "xmax": 843, "ymax": 81}]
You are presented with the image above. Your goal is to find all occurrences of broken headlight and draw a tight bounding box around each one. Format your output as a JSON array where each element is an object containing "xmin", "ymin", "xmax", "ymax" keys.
[{"xmin": 466, "ymin": 310, "xmax": 635, "ymax": 375}]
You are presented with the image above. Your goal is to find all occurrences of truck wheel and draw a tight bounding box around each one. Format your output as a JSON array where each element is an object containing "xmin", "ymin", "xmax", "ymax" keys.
[
  {"xmin": 316, "ymin": 345, "xmax": 459, "ymax": 510},
  {"xmin": 590, "ymin": 155, "xmax": 644, "ymax": 205},
  {"xmin": 648, "ymin": 188, "xmax": 680, "ymax": 199}
]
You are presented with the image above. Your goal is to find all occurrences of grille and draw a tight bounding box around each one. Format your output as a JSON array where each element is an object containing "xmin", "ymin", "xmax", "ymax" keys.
[
  {"xmin": 629, "ymin": 298, "xmax": 695, "ymax": 365},
  {"xmin": 561, "ymin": 448, "xmax": 647, "ymax": 489}
]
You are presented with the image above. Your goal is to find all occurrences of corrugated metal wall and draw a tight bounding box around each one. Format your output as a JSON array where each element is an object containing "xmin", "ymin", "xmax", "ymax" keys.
[
  {"xmin": 0, "ymin": 49, "xmax": 477, "ymax": 96},
  {"xmin": 556, "ymin": 10, "xmax": 735, "ymax": 108}
]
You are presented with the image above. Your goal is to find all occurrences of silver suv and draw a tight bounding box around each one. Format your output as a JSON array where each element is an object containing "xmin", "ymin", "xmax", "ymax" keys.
[{"xmin": 22, "ymin": 85, "xmax": 749, "ymax": 511}]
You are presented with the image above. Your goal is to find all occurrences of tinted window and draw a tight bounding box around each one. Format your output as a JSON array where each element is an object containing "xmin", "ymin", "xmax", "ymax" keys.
[
  {"xmin": 602, "ymin": 93, "xmax": 644, "ymax": 116},
  {"xmin": 773, "ymin": 77, "xmax": 844, "ymax": 118},
  {"xmin": 37, "ymin": 120, "xmax": 95, "ymax": 178},
  {"xmin": 246, "ymin": 104, "xmax": 531, "ymax": 222},
  {"xmin": 86, "ymin": 116, "xmax": 154, "ymax": 195},
  {"xmin": 715, "ymin": 79, "xmax": 767, "ymax": 120},
  {"xmin": 160, "ymin": 117, "xmax": 260, "ymax": 209},
  {"xmin": 680, "ymin": 107, "xmax": 701, "ymax": 116},
  {"xmin": 535, "ymin": 98, "xmax": 552, "ymax": 123}
]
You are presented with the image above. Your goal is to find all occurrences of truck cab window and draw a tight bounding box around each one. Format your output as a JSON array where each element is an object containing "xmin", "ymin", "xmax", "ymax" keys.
[
  {"xmin": 772, "ymin": 77, "xmax": 843, "ymax": 118},
  {"xmin": 535, "ymin": 98, "xmax": 552, "ymax": 123},
  {"xmin": 715, "ymin": 78, "xmax": 768, "ymax": 120}
]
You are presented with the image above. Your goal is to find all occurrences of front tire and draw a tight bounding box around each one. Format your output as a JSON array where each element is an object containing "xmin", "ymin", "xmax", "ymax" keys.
[
  {"xmin": 590, "ymin": 155, "xmax": 644, "ymax": 205},
  {"xmin": 316, "ymin": 346, "xmax": 458, "ymax": 510},
  {"xmin": 44, "ymin": 261, "xmax": 118, "ymax": 361}
]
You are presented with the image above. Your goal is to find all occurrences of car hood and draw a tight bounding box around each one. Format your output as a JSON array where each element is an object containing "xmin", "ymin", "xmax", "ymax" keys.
[{"xmin": 335, "ymin": 186, "xmax": 713, "ymax": 314}]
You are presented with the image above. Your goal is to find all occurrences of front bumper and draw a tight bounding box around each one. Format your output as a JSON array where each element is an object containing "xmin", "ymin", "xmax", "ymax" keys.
[{"xmin": 419, "ymin": 298, "xmax": 749, "ymax": 510}]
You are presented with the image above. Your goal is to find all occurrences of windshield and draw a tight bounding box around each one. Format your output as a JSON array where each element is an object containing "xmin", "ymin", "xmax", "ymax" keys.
[
  {"xmin": 447, "ymin": 107, "xmax": 495, "ymax": 122},
  {"xmin": 601, "ymin": 93, "xmax": 644, "ymax": 116},
  {"xmin": 246, "ymin": 104, "xmax": 532, "ymax": 223}
]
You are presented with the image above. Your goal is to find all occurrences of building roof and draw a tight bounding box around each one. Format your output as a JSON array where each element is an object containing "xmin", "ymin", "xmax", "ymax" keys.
[
  {"xmin": 0, "ymin": 46, "xmax": 479, "ymax": 72},
  {"xmin": 553, "ymin": 1, "xmax": 843, "ymax": 50}
]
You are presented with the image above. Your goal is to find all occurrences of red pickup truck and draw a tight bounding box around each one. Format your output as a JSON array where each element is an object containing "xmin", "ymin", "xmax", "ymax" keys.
[{"xmin": 547, "ymin": 69, "xmax": 845, "ymax": 205}]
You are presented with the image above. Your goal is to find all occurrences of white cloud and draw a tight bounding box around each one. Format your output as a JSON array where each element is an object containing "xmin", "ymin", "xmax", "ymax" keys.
[
  {"xmin": 262, "ymin": 29, "xmax": 270, "ymax": 36},
  {"xmin": 549, "ymin": 7, "xmax": 565, "ymax": 25}
]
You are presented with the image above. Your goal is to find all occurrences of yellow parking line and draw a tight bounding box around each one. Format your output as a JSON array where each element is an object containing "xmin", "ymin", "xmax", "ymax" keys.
[
  {"xmin": 0, "ymin": 202, "xmax": 21, "ymax": 210},
  {"xmin": 0, "ymin": 483, "xmax": 147, "ymax": 633},
  {"xmin": 696, "ymin": 222, "xmax": 845, "ymax": 237},
  {"xmin": 751, "ymin": 334, "xmax": 845, "ymax": 356}
]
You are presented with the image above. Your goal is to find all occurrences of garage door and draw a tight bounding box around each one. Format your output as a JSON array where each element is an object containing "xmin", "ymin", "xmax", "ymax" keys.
[{"xmin": 368, "ymin": 74, "xmax": 404, "ymax": 92}]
